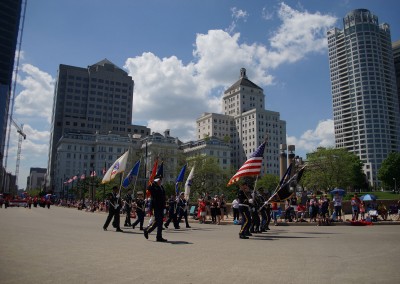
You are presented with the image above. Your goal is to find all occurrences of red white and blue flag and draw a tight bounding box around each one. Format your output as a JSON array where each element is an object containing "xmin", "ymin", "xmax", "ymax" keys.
[{"xmin": 227, "ymin": 141, "xmax": 266, "ymax": 186}]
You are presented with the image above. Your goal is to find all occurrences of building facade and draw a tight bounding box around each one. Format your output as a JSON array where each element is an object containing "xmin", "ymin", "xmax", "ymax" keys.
[
  {"xmin": 0, "ymin": 0, "xmax": 22, "ymax": 193},
  {"xmin": 47, "ymin": 59, "xmax": 150, "ymax": 191},
  {"xmin": 327, "ymin": 9, "xmax": 400, "ymax": 186},
  {"xmin": 27, "ymin": 167, "xmax": 46, "ymax": 190},
  {"xmin": 197, "ymin": 68, "xmax": 286, "ymax": 176},
  {"xmin": 393, "ymin": 40, "xmax": 400, "ymax": 114},
  {"xmin": 180, "ymin": 136, "xmax": 232, "ymax": 171}
]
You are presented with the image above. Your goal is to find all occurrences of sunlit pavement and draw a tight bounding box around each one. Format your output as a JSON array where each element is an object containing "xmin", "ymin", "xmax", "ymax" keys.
[{"xmin": 1, "ymin": 206, "xmax": 399, "ymax": 284}]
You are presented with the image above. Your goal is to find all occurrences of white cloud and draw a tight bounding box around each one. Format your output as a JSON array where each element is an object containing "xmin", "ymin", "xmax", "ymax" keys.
[
  {"xmin": 15, "ymin": 64, "xmax": 55, "ymax": 123},
  {"xmin": 226, "ymin": 7, "xmax": 249, "ymax": 34},
  {"xmin": 287, "ymin": 119, "xmax": 335, "ymax": 156},
  {"xmin": 268, "ymin": 3, "xmax": 337, "ymax": 66},
  {"xmin": 262, "ymin": 7, "xmax": 274, "ymax": 20}
]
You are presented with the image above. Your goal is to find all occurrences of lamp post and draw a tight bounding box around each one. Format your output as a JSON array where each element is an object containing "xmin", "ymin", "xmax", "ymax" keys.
[{"xmin": 393, "ymin": 178, "xmax": 397, "ymax": 194}]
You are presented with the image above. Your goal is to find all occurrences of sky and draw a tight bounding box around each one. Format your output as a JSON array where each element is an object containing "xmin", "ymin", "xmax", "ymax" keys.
[{"xmin": 7, "ymin": 0, "xmax": 400, "ymax": 189}]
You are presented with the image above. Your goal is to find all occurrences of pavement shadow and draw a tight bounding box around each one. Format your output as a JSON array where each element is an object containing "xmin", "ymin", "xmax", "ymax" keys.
[
  {"xmin": 251, "ymin": 235, "xmax": 318, "ymax": 240},
  {"xmin": 165, "ymin": 240, "xmax": 193, "ymax": 245}
]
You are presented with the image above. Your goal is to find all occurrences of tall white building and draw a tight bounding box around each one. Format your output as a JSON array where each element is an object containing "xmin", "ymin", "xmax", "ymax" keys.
[
  {"xmin": 197, "ymin": 68, "xmax": 286, "ymax": 176},
  {"xmin": 327, "ymin": 9, "xmax": 400, "ymax": 186}
]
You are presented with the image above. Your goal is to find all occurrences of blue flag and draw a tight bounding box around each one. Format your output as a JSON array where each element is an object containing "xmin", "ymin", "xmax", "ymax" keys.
[
  {"xmin": 175, "ymin": 164, "xmax": 187, "ymax": 195},
  {"xmin": 122, "ymin": 160, "xmax": 141, "ymax": 188}
]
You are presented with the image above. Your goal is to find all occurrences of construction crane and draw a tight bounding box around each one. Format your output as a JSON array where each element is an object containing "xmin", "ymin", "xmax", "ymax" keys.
[{"xmin": 11, "ymin": 119, "xmax": 26, "ymax": 189}]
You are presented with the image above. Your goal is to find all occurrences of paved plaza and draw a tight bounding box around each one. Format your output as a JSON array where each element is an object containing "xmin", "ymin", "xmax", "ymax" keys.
[{"xmin": 1, "ymin": 206, "xmax": 399, "ymax": 284}]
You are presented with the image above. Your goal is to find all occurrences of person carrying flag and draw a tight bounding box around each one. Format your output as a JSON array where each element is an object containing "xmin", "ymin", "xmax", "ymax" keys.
[
  {"xmin": 176, "ymin": 192, "xmax": 191, "ymax": 228},
  {"xmin": 164, "ymin": 194, "xmax": 179, "ymax": 229},
  {"xmin": 131, "ymin": 191, "xmax": 146, "ymax": 230},
  {"xmin": 143, "ymin": 174, "xmax": 167, "ymax": 242},
  {"xmin": 123, "ymin": 190, "xmax": 133, "ymax": 227},
  {"xmin": 103, "ymin": 186, "xmax": 123, "ymax": 232},
  {"xmin": 238, "ymin": 180, "xmax": 253, "ymax": 239}
]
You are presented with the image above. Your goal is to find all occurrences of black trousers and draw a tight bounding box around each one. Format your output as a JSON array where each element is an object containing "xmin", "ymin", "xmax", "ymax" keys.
[
  {"xmin": 250, "ymin": 209, "xmax": 260, "ymax": 232},
  {"xmin": 146, "ymin": 208, "xmax": 164, "ymax": 239},
  {"xmin": 177, "ymin": 210, "xmax": 190, "ymax": 227},
  {"xmin": 165, "ymin": 211, "xmax": 179, "ymax": 228},
  {"xmin": 239, "ymin": 206, "xmax": 251, "ymax": 236},
  {"xmin": 104, "ymin": 207, "xmax": 121, "ymax": 230},
  {"xmin": 132, "ymin": 210, "xmax": 145, "ymax": 229},
  {"xmin": 124, "ymin": 207, "xmax": 131, "ymax": 226}
]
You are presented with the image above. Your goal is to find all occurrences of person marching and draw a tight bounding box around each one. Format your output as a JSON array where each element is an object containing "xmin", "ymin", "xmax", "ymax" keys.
[
  {"xmin": 238, "ymin": 180, "xmax": 252, "ymax": 239},
  {"xmin": 103, "ymin": 186, "xmax": 123, "ymax": 232},
  {"xmin": 124, "ymin": 190, "xmax": 133, "ymax": 227},
  {"xmin": 143, "ymin": 175, "xmax": 167, "ymax": 242},
  {"xmin": 131, "ymin": 191, "xmax": 146, "ymax": 230},
  {"xmin": 177, "ymin": 192, "xmax": 191, "ymax": 228},
  {"xmin": 164, "ymin": 194, "xmax": 179, "ymax": 229}
]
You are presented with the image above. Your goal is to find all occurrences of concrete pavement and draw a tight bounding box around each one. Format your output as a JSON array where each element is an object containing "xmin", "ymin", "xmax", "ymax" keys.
[{"xmin": 1, "ymin": 206, "xmax": 399, "ymax": 284}]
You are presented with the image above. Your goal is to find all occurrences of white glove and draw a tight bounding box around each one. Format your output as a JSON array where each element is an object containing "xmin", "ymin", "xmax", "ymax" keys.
[{"xmin": 249, "ymin": 199, "xmax": 254, "ymax": 204}]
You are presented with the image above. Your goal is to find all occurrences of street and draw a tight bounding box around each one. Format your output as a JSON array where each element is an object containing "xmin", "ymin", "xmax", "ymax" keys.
[{"xmin": 1, "ymin": 206, "xmax": 399, "ymax": 284}]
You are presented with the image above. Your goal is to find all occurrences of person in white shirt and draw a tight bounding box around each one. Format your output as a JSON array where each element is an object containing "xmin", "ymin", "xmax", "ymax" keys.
[{"xmin": 333, "ymin": 193, "xmax": 343, "ymax": 221}]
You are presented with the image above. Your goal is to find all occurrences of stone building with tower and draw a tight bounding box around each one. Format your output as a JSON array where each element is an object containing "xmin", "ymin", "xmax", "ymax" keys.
[{"xmin": 196, "ymin": 68, "xmax": 286, "ymax": 176}]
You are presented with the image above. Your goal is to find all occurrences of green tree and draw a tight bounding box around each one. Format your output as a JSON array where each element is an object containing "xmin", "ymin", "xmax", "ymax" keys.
[
  {"xmin": 256, "ymin": 174, "xmax": 280, "ymax": 194},
  {"xmin": 185, "ymin": 155, "xmax": 233, "ymax": 202},
  {"xmin": 378, "ymin": 152, "xmax": 400, "ymax": 191},
  {"xmin": 302, "ymin": 147, "xmax": 365, "ymax": 192}
]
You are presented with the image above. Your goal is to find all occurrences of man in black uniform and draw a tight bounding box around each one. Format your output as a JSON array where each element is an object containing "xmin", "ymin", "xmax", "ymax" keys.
[
  {"xmin": 177, "ymin": 192, "xmax": 191, "ymax": 228},
  {"xmin": 103, "ymin": 186, "xmax": 123, "ymax": 232},
  {"xmin": 238, "ymin": 180, "xmax": 252, "ymax": 239},
  {"xmin": 124, "ymin": 190, "xmax": 133, "ymax": 227},
  {"xmin": 143, "ymin": 175, "xmax": 167, "ymax": 242},
  {"xmin": 132, "ymin": 191, "xmax": 145, "ymax": 230},
  {"xmin": 164, "ymin": 194, "xmax": 179, "ymax": 229}
]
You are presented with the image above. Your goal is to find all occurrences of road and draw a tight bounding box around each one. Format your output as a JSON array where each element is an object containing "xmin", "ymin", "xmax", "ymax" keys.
[{"xmin": 0, "ymin": 206, "xmax": 399, "ymax": 284}]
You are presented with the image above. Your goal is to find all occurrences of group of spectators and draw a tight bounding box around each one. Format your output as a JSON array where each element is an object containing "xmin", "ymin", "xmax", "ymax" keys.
[{"xmin": 196, "ymin": 193, "xmax": 228, "ymax": 225}]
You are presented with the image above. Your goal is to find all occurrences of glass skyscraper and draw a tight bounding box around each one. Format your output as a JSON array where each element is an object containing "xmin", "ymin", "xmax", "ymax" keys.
[{"xmin": 327, "ymin": 9, "xmax": 400, "ymax": 186}]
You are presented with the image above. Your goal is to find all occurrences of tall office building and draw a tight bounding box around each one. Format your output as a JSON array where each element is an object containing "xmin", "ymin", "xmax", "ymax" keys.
[
  {"xmin": 393, "ymin": 40, "xmax": 400, "ymax": 114},
  {"xmin": 197, "ymin": 68, "xmax": 286, "ymax": 176},
  {"xmin": 327, "ymin": 9, "xmax": 400, "ymax": 186},
  {"xmin": 47, "ymin": 59, "xmax": 150, "ymax": 191},
  {"xmin": 0, "ymin": 0, "xmax": 22, "ymax": 192}
]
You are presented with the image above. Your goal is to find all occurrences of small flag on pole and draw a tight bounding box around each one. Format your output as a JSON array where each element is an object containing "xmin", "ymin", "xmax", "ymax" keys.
[
  {"xmin": 175, "ymin": 164, "xmax": 187, "ymax": 195},
  {"xmin": 184, "ymin": 166, "xmax": 195, "ymax": 200},
  {"xmin": 122, "ymin": 160, "xmax": 141, "ymax": 188}
]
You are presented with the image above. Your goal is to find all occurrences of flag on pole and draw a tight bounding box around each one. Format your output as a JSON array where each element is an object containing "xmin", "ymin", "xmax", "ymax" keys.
[
  {"xmin": 101, "ymin": 150, "xmax": 129, "ymax": 184},
  {"xmin": 279, "ymin": 164, "xmax": 292, "ymax": 186},
  {"xmin": 156, "ymin": 162, "xmax": 163, "ymax": 178},
  {"xmin": 175, "ymin": 164, "xmax": 187, "ymax": 195},
  {"xmin": 122, "ymin": 160, "xmax": 141, "ymax": 188},
  {"xmin": 184, "ymin": 166, "xmax": 194, "ymax": 200},
  {"xmin": 73, "ymin": 175, "xmax": 78, "ymax": 181},
  {"xmin": 80, "ymin": 173, "xmax": 86, "ymax": 180},
  {"xmin": 148, "ymin": 159, "xmax": 159, "ymax": 186},
  {"xmin": 270, "ymin": 166, "xmax": 306, "ymax": 201},
  {"xmin": 90, "ymin": 171, "xmax": 97, "ymax": 177},
  {"xmin": 227, "ymin": 141, "xmax": 266, "ymax": 186}
]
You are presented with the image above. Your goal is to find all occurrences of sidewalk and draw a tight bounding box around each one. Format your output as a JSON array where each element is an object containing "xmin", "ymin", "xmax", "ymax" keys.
[{"xmin": 188, "ymin": 213, "xmax": 400, "ymax": 226}]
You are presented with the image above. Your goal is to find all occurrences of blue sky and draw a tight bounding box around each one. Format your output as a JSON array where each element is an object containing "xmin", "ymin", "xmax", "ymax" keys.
[{"xmin": 9, "ymin": 0, "xmax": 400, "ymax": 189}]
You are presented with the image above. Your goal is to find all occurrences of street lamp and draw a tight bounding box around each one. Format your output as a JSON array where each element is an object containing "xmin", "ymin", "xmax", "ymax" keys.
[{"xmin": 393, "ymin": 178, "xmax": 397, "ymax": 193}]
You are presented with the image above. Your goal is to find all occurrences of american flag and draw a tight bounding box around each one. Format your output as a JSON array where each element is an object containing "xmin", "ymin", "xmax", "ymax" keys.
[
  {"xmin": 72, "ymin": 175, "xmax": 78, "ymax": 181},
  {"xmin": 90, "ymin": 171, "xmax": 97, "ymax": 177},
  {"xmin": 80, "ymin": 173, "xmax": 86, "ymax": 180},
  {"xmin": 227, "ymin": 141, "xmax": 266, "ymax": 186}
]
